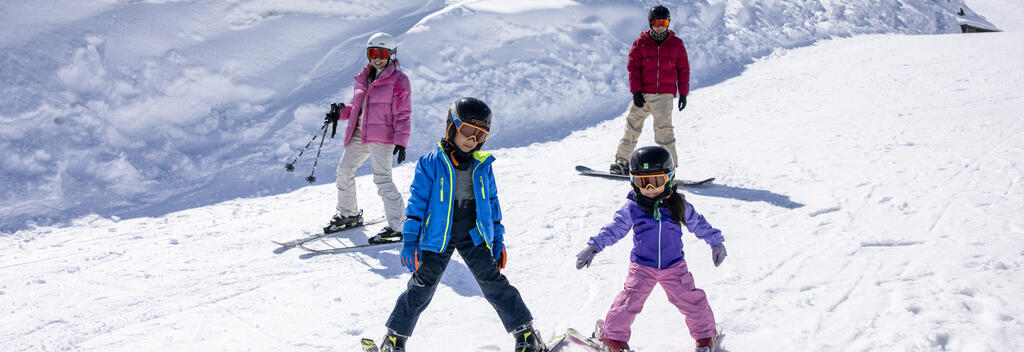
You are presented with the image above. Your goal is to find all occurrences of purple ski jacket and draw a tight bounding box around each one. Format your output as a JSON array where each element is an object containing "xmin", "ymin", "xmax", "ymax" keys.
[
  {"xmin": 588, "ymin": 190, "xmax": 724, "ymax": 269},
  {"xmin": 338, "ymin": 60, "xmax": 412, "ymax": 147}
]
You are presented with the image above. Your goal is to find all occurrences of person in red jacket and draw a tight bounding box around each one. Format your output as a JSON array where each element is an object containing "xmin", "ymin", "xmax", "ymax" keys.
[{"xmin": 611, "ymin": 5, "xmax": 690, "ymax": 175}]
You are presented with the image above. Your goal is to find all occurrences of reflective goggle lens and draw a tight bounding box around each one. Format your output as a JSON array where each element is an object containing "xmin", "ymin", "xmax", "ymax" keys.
[
  {"xmin": 456, "ymin": 121, "xmax": 488, "ymax": 142},
  {"xmin": 367, "ymin": 47, "xmax": 390, "ymax": 60},
  {"xmin": 631, "ymin": 173, "xmax": 670, "ymax": 189},
  {"xmin": 650, "ymin": 19, "xmax": 670, "ymax": 27}
]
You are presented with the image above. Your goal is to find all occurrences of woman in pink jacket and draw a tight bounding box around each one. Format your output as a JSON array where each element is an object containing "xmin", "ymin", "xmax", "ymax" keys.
[{"xmin": 323, "ymin": 32, "xmax": 412, "ymax": 241}]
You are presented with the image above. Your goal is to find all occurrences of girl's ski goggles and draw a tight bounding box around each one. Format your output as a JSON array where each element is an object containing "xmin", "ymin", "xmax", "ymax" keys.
[
  {"xmin": 367, "ymin": 47, "xmax": 391, "ymax": 60},
  {"xmin": 631, "ymin": 172, "xmax": 673, "ymax": 189},
  {"xmin": 650, "ymin": 19, "xmax": 670, "ymax": 27},
  {"xmin": 449, "ymin": 110, "xmax": 488, "ymax": 142}
]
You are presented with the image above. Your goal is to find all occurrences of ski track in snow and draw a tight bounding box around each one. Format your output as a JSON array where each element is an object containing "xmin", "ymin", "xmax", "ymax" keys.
[{"xmin": 3, "ymin": 12, "xmax": 1024, "ymax": 352}]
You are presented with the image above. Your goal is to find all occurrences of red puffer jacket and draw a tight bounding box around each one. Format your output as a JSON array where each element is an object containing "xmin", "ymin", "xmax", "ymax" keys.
[{"xmin": 627, "ymin": 30, "xmax": 690, "ymax": 97}]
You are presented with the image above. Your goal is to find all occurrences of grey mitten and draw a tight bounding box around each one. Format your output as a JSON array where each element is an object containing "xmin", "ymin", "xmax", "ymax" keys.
[
  {"xmin": 712, "ymin": 244, "xmax": 727, "ymax": 267},
  {"xmin": 576, "ymin": 245, "xmax": 599, "ymax": 270}
]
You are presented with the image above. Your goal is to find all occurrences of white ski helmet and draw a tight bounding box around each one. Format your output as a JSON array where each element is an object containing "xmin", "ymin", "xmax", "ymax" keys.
[{"xmin": 366, "ymin": 32, "xmax": 397, "ymax": 60}]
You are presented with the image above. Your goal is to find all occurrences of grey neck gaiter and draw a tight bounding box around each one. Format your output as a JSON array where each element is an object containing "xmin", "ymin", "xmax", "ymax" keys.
[{"xmin": 649, "ymin": 29, "xmax": 669, "ymax": 43}]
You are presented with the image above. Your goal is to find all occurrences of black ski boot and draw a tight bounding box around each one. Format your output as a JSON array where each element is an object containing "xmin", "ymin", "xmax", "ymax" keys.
[
  {"xmin": 379, "ymin": 329, "xmax": 407, "ymax": 352},
  {"xmin": 369, "ymin": 226, "xmax": 402, "ymax": 244},
  {"xmin": 609, "ymin": 158, "xmax": 629, "ymax": 175},
  {"xmin": 512, "ymin": 322, "xmax": 547, "ymax": 352},
  {"xmin": 324, "ymin": 209, "xmax": 363, "ymax": 234}
]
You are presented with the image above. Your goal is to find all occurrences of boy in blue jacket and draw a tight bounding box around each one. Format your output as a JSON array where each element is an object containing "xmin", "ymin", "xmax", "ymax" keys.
[{"xmin": 376, "ymin": 97, "xmax": 547, "ymax": 352}]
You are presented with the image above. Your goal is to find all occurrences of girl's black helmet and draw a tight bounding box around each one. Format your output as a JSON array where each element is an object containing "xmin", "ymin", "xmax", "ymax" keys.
[
  {"xmin": 630, "ymin": 146, "xmax": 674, "ymax": 175},
  {"xmin": 648, "ymin": 5, "xmax": 670, "ymax": 22}
]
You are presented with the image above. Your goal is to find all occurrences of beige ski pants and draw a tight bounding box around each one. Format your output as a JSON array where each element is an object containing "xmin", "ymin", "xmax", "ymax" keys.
[{"xmin": 614, "ymin": 93, "xmax": 678, "ymax": 165}]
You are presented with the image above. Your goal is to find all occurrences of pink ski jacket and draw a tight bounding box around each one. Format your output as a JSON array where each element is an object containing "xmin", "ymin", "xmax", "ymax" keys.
[{"xmin": 339, "ymin": 60, "xmax": 412, "ymax": 147}]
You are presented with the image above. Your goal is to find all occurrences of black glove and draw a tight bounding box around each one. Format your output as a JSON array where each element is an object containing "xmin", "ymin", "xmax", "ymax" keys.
[
  {"xmin": 324, "ymin": 103, "xmax": 343, "ymax": 124},
  {"xmin": 325, "ymin": 103, "xmax": 344, "ymax": 138},
  {"xmin": 678, "ymin": 95, "xmax": 687, "ymax": 111},
  {"xmin": 393, "ymin": 145, "xmax": 406, "ymax": 164},
  {"xmin": 632, "ymin": 92, "xmax": 645, "ymax": 108}
]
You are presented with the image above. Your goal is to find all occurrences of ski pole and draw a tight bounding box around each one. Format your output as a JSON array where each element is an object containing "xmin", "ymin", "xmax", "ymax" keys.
[
  {"xmin": 306, "ymin": 121, "xmax": 331, "ymax": 183},
  {"xmin": 285, "ymin": 123, "xmax": 329, "ymax": 172}
]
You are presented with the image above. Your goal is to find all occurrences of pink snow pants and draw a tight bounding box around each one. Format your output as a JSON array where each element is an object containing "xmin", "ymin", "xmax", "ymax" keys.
[{"xmin": 601, "ymin": 260, "xmax": 716, "ymax": 342}]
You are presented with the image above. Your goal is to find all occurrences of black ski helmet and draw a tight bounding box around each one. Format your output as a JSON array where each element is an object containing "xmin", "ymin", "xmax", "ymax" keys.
[
  {"xmin": 446, "ymin": 97, "xmax": 492, "ymax": 142},
  {"xmin": 648, "ymin": 5, "xmax": 670, "ymax": 22},
  {"xmin": 630, "ymin": 145, "xmax": 674, "ymax": 175}
]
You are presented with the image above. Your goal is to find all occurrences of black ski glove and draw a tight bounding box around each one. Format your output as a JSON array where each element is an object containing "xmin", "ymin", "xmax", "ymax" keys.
[
  {"xmin": 678, "ymin": 95, "xmax": 687, "ymax": 111},
  {"xmin": 324, "ymin": 103, "xmax": 343, "ymax": 124},
  {"xmin": 632, "ymin": 92, "xmax": 645, "ymax": 108},
  {"xmin": 325, "ymin": 103, "xmax": 344, "ymax": 138},
  {"xmin": 393, "ymin": 145, "xmax": 406, "ymax": 164}
]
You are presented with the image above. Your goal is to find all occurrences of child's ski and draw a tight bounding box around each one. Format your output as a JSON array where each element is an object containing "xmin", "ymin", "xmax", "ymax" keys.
[
  {"xmin": 575, "ymin": 165, "xmax": 714, "ymax": 187},
  {"xmin": 360, "ymin": 338, "xmax": 379, "ymax": 352},
  {"xmin": 362, "ymin": 334, "xmax": 565, "ymax": 351},
  {"xmin": 565, "ymin": 319, "xmax": 636, "ymax": 352},
  {"xmin": 710, "ymin": 324, "xmax": 725, "ymax": 352},
  {"xmin": 297, "ymin": 240, "xmax": 402, "ymax": 255},
  {"xmin": 272, "ymin": 217, "xmax": 386, "ymax": 251},
  {"xmin": 546, "ymin": 333, "xmax": 568, "ymax": 351}
]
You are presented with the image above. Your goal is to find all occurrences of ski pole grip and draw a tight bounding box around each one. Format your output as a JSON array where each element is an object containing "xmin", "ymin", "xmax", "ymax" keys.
[{"xmin": 328, "ymin": 103, "xmax": 342, "ymax": 138}]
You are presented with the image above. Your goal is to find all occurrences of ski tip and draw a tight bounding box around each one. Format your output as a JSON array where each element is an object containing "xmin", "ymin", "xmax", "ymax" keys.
[
  {"xmin": 545, "ymin": 334, "xmax": 567, "ymax": 350},
  {"xmin": 360, "ymin": 338, "xmax": 379, "ymax": 352},
  {"xmin": 575, "ymin": 165, "xmax": 590, "ymax": 172}
]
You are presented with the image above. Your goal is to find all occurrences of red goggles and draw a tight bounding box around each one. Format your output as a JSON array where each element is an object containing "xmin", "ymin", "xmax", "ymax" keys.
[
  {"xmin": 366, "ymin": 47, "xmax": 391, "ymax": 60},
  {"xmin": 631, "ymin": 172, "xmax": 673, "ymax": 190},
  {"xmin": 650, "ymin": 19, "xmax": 670, "ymax": 27},
  {"xmin": 454, "ymin": 120, "xmax": 488, "ymax": 142}
]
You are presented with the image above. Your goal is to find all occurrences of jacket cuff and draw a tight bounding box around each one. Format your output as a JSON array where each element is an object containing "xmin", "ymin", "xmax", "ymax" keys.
[{"xmin": 402, "ymin": 233, "xmax": 419, "ymax": 244}]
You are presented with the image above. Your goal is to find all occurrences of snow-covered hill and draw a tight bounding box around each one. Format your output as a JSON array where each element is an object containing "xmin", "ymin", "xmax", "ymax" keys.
[
  {"xmin": 3, "ymin": 27, "xmax": 1023, "ymax": 351},
  {"xmin": 0, "ymin": 0, "xmax": 993, "ymax": 232}
]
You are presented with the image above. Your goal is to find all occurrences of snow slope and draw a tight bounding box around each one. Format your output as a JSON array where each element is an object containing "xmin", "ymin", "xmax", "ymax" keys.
[
  {"xmin": 967, "ymin": 0, "xmax": 1024, "ymax": 32},
  {"xmin": 3, "ymin": 29, "xmax": 1023, "ymax": 351},
  {"xmin": 0, "ymin": 0, "xmax": 992, "ymax": 232}
]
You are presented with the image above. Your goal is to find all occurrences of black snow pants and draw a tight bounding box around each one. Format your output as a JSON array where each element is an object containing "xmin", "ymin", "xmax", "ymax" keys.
[{"xmin": 385, "ymin": 200, "xmax": 533, "ymax": 336}]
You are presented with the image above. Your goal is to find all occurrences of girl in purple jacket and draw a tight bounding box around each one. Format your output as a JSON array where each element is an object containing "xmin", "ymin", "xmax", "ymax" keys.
[{"xmin": 576, "ymin": 146, "xmax": 727, "ymax": 352}]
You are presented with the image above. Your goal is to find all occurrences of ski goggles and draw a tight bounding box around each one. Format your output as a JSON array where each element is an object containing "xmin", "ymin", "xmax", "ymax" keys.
[
  {"xmin": 366, "ymin": 47, "xmax": 391, "ymax": 60},
  {"xmin": 631, "ymin": 171, "xmax": 674, "ymax": 190},
  {"xmin": 450, "ymin": 111, "xmax": 488, "ymax": 143},
  {"xmin": 650, "ymin": 19, "xmax": 670, "ymax": 27}
]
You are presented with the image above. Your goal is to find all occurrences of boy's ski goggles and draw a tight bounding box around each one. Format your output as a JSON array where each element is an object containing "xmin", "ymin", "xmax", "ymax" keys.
[
  {"xmin": 650, "ymin": 19, "xmax": 670, "ymax": 27},
  {"xmin": 453, "ymin": 120, "xmax": 488, "ymax": 142},
  {"xmin": 631, "ymin": 172, "xmax": 673, "ymax": 189},
  {"xmin": 366, "ymin": 47, "xmax": 391, "ymax": 60},
  {"xmin": 449, "ymin": 110, "xmax": 489, "ymax": 142}
]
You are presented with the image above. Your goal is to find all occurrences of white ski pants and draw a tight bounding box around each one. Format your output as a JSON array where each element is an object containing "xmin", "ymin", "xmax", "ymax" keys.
[{"xmin": 335, "ymin": 129, "xmax": 405, "ymax": 230}]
